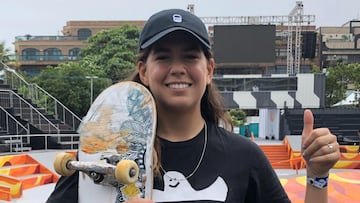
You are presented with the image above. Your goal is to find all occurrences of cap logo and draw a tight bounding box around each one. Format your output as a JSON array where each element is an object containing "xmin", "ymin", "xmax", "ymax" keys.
[{"xmin": 172, "ymin": 14, "xmax": 182, "ymax": 23}]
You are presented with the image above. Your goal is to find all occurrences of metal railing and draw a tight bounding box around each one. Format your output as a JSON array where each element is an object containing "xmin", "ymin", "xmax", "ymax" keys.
[
  {"xmin": 0, "ymin": 134, "xmax": 79, "ymax": 154},
  {"xmin": 0, "ymin": 61, "xmax": 82, "ymax": 132},
  {"xmin": 15, "ymin": 35, "xmax": 80, "ymax": 41},
  {"xmin": 28, "ymin": 84, "xmax": 82, "ymax": 131},
  {"xmin": 17, "ymin": 55, "xmax": 82, "ymax": 61},
  {"xmin": 0, "ymin": 89, "xmax": 60, "ymax": 134},
  {"xmin": 0, "ymin": 106, "xmax": 30, "ymax": 135}
]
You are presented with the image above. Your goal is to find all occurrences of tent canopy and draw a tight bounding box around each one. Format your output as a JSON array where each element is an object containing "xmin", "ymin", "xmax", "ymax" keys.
[{"xmin": 332, "ymin": 92, "xmax": 359, "ymax": 106}]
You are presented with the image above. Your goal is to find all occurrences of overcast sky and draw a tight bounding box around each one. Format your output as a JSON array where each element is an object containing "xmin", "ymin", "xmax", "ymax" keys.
[{"xmin": 2, "ymin": 0, "xmax": 360, "ymax": 53}]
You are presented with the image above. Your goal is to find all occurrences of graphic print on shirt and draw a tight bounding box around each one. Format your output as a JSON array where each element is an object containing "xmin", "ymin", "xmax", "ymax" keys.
[{"xmin": 153, "ymin": 171, "xmax": 228, "ymax": 202}]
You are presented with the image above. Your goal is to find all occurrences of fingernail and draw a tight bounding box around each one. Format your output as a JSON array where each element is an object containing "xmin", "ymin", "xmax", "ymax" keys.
[{"xmin": 302, "ymin": 152, "xmax": 308, "ymax": 159}]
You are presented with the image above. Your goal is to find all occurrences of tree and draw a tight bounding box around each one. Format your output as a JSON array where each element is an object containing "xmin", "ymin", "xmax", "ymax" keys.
[
  {"xmin": 349, "ymin": 63, "xmax": 360, "ymax": 91},
  {"xmin": 228, "ymin": 109, "xmax": 247, "ymax": 127},
  {"xmin": 310, "ymin": 64, "xmax": 322, "ymax": 73},
  {"xmin": 29, "ymin": 25, "xmax": 141, "ymax": 116},
  {"xmin": 325, "ymin": 63, "xmax": 360, "ymax": 107},
  {"xmin": 348, "ymin": 63, "xmax": 360, "ymax": 107},
  {"xmin": 80, "ymin": 25, "xmax": 141, "ymax": 82},
  {"xmin": 0, "ymin": 41, "xmax": 11, "ymax": 63},
  {"xmin": 1, "ymin": 41, "xmax": 20, "ymax": 68},
  {"xmin": 31, "ymin": 62, "xmax": 111, "ymax": 117}
]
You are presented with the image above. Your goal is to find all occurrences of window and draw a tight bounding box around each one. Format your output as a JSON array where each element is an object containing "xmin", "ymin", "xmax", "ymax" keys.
[
  {"xmin": 22, "ymin": 48, "xmax": 40, "ymax": 60},
  {"xmin": 44, "ymin": 48, "xmax": 62, "ymax": 61},
  {"xmin": 69, "ymin": 48, "xmax": 81, "ymax": 60},
  {"xmin": 78, "ymin": 29, "xmax": 92, "ymax": 40}
]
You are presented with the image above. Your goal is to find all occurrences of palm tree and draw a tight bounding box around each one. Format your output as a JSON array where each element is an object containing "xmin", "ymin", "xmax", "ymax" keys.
[
  {"xmin": 0, "ymin": 41, "xmax": 11, "ymax": 63},
  {"xmin": 0, "ymin": 41, "xmax": 19, "ymax": 69}
]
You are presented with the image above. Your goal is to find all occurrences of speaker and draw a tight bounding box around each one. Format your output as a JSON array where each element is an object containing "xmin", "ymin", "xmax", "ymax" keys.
[{"xmin": 302, "ymin": 32, "xmax": 317, "ymax": 59}]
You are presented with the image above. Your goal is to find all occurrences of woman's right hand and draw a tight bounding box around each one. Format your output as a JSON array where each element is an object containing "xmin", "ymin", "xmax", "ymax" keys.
[{"xmin": 125, "ymin": 197, "xmax": 154, "ymax": 203}]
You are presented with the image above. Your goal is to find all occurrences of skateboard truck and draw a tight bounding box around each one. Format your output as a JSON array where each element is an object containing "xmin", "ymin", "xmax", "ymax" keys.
[{"xmin": 54, "ymin": 152, "xmax": 139, "ymax": 187}]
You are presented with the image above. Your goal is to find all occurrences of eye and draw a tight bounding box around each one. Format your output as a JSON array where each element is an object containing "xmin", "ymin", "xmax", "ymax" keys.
[
  {"xmin": 184, "ymin": 53, "xmax": 200, "ymax": 60},
  {"xmin": 155, "ymin": 54, "xmax": 169, "ymax": 61},
  {"xmin": 185, "ymin": 54, "xmax": 196, "ymax": 59}
]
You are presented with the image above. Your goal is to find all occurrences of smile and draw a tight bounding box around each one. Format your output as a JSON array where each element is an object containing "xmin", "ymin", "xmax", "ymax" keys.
[{"xmin": 167, "ymin": 83, "xmax": 190, "ymax": 89}]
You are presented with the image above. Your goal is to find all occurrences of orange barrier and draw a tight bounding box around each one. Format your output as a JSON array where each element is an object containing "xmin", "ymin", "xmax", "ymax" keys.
[
  {"xmin": 271, "ymin": 157, "xmax": 306, "ymax": 175},
  {"xmin": 0, "ymin": 154, "xmax": 59, "ymax": 201},
  {"xmin": 261, "ymin": 137, "xmax": 360, "ymax": 171},
  {"xmin": 334, "ymin": 153, "xmax": 360, "ymax": 169},
  {"xmin": 0, "ymin": 184, "xmax": 11, "ymax": 201},
  {"xmin": 260, "ymin": 145, "xmax": 291, "ymax": 169},
  {"xmin": 340, "ymin": 145, "xmax": 359, "ymax": 153},
  {"xmin": 0, "ymin": 174, "xmax": 22, "ymax": 199}
]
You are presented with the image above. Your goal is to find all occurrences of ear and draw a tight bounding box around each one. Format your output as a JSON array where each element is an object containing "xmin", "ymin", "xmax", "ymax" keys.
[
  {"xmin": 206, "ymin": 58, "xmax": 215, "ymax": 84},
  {"xmin": 138, "ymin": 61, "xmax": 149, "ymax": 86}
]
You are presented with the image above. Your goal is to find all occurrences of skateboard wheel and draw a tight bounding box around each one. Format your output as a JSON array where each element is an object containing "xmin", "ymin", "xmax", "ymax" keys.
[
  {"xmin": 115, "ymin": 160, "xmax": 139, "ymax": 184},
  {"xmin": 53, "ymin": 152, "xmax": 76, "ymax": 176}
]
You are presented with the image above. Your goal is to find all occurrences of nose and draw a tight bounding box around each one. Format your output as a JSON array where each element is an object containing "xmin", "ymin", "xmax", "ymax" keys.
[{"xmin": 169, "ymin": 60, "xmax": 186, "ymax": 76}]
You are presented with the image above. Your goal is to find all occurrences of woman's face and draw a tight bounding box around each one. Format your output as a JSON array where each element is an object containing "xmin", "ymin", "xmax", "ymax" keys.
[{"xmin": 138, "ymin": 31, "xmax": 214, "ymax": 113}]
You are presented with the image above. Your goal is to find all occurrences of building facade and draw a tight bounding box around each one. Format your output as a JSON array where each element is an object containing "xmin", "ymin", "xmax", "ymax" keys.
[
  {"xmin": 319, "ymin": 20, "xmax": 360, "ymax": 68},
  {"xmin": 13, "ymin": 20, "xmax": 145, "ymax": 75}
]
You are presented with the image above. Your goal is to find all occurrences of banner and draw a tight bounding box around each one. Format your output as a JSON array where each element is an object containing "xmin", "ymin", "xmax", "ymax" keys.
[{"xmin": 259, "ymin": 109, "xmax": 280, "ymax": 140}]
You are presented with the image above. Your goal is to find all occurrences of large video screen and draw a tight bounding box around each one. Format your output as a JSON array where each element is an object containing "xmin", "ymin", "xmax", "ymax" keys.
[{"xmin": 213, "ymin": 25, "xmax": 276, "ymax": 63}]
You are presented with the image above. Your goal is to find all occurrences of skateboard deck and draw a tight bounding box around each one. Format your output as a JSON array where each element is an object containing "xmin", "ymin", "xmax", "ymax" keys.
[{"xmin": 54, "ymin": 81, "xmax": 156, "ymax": 203}]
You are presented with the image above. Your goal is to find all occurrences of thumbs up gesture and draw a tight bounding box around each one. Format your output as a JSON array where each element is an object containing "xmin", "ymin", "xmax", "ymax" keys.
[{"xmin": 301, "ymin": 109, "xmax": 340, "ymax": 177}]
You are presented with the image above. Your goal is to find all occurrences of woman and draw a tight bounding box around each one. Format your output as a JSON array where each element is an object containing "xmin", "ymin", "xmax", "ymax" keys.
[
  {"xmin": 126, "ymin": 8, "xmax": 339, "ymax": 203},
  {"xmin": 47, "ymin": 8, "xmax": 340, "ymax": 203}
]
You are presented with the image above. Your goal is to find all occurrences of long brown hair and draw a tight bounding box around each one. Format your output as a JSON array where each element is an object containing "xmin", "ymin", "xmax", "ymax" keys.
[{"xmin": 126, "ymin": 45, "xmax": 233, "ymax": 176}]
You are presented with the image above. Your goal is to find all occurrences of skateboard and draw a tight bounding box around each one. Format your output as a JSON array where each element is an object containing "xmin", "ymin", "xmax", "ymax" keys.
[{"xmin": 53, "ymin": 81, "xmax": 156, "ymax": 202}]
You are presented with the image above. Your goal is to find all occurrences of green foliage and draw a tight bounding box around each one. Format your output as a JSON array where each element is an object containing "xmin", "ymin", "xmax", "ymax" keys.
[
  {"xmin": 28, "ymin": 25, "xmax": 141, "ymax": 117},
  {"xmin": 311, "ymin": 65, "xmax": 322, "ymax": 73},
  {"xmin": 0, "ymin": 41, "xmax": 10, "ymax": 63},
  {"xmin": 228, "ymin": 109, "xmax": 247, "ymax": 126},
  {"xmin": 325, "ymin": 63, "xmax": 360, "ymax": 107},
  {"xmin": 349, "ymin": 63, "xmax": 360, "ymax": 90},
  {"xmin": 30, "ymin": 62, "xmax": 111, "ymax": 117},
  {"xmin": 80, "ymin": 25, "xmax": 141, "ymax": 82}
]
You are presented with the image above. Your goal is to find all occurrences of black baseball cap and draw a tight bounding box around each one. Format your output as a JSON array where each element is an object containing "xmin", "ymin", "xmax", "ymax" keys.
[{"xmin": 139, "ymin": 9, "xmax": 210, "ymax": 50}]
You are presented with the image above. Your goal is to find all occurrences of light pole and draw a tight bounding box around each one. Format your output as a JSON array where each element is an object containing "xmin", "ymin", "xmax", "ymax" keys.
[{"xmin": 85, "ymin": 76, "xmax": 98, "ymax": 105}]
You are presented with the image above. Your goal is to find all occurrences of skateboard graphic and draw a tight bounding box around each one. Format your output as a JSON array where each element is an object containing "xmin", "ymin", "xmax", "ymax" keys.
[{"xmin": 53, "ymin": 81, "xmax": 156, "ymax": 202}]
